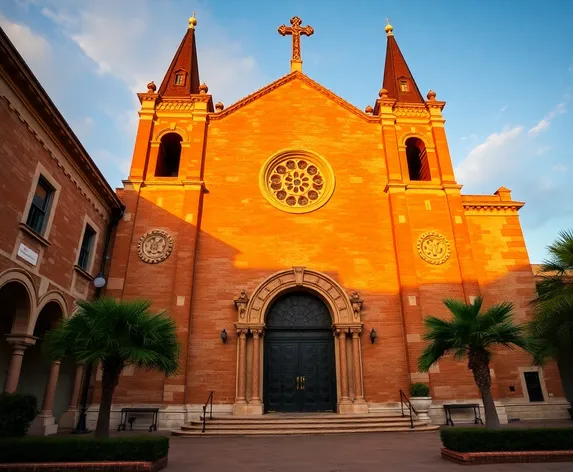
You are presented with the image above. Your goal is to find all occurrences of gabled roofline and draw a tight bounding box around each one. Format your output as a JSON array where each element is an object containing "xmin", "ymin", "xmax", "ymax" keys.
[
  {"xmin": 0, "ymin": 26, "xmax": 123, "ymax": 214},
  {"xmin": 209, "ymin": 71, "xmax": 380, "ymax": 123}
]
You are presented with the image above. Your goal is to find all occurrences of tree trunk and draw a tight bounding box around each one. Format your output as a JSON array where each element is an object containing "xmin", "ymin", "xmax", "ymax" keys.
[
  {"xmin": 95, "ymin": 364, "xmax": 122, "ymax": 438},
  {"xmin": 469, "ymin": 350, "xmax": 500, "ymax": 429},
  {"xmin": 557, "ymin": 349, "xmax": 573, "ymax": 410}
]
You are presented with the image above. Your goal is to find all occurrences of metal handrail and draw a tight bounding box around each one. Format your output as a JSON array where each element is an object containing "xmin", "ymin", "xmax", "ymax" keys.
[
  {"xmin": 201, "ymin": 391, "xmax": 214, "ymax": 433},
  {"xmin": 399, "ymin": 389, "xmax": 417, "ymax": 429}
]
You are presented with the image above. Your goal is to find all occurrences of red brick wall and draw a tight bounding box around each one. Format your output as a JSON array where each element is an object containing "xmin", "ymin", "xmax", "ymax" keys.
[{"xmin": 0, "ymin": 95, "xmax": 110, "ymax": 312}]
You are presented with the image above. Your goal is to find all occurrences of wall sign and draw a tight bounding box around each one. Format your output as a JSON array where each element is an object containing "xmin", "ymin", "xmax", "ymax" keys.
[{"xmin": 17, "ymin": 243, "xmax": 39, "ymax": 266}]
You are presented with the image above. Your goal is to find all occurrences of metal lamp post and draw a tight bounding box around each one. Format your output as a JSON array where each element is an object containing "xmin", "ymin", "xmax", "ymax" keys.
[{"xmin": 73, "ymin": 273, "xmax": 106, "ymax": 434}]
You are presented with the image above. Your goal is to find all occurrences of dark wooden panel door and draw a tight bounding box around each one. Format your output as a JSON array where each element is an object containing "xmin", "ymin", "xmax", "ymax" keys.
[
  {"xmin": 299, "ymin": 340, "xmax": 336, "ymax": 412},
  {"xmin": 264, "ymin": 337, "xmax": 336, "ymax": 413},
  {"xmin": 264, "ymin": 292, "xmax": 336, "ymax": 413},
  {"xmin": 265, "ymin": 341, "xmax": 299, "ymax": 412}
]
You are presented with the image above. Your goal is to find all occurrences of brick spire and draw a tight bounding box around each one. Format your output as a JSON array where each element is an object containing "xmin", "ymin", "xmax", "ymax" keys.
[
  {"xmin": 382, "ymin": 21, "xmax": 424, "ymax": 104},
  {"xmin": 158, "ymin": 14, "xmax": 201, "ymax": 97}
]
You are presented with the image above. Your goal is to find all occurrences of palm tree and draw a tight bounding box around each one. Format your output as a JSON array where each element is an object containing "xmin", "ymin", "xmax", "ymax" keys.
[
  {"xmin": 44, "ymin": 297, "xmax": 179, "ymax": 438},
  {"xmin": 529, "ymin": 230, "xmax": 573, "ymax": 416},
  {"xmin": 418, "ymin": 297, "xmax": 527, "ymax": 428}
]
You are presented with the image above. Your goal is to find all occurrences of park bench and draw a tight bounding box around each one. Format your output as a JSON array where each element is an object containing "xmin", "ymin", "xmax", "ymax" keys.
[
  {"xmin": 443, "ymin": 403, "xmax": 484, "ymax": 426},
  {"xmin": 117, "ymin": 407, "xmax": 159, "ymax": 432}
]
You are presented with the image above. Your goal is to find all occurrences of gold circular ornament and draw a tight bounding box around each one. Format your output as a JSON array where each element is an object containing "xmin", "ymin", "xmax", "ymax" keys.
[
  {"xmin": 137, "ymin": 230, "xmax": 174, "ymax": 264},
  {"xmin": 259, "ymin": 149, "xmax": 335, "ymax": 213},
  {"xmin": 417, "ymin": 231, "xmax": 451, "ymax": 265}
]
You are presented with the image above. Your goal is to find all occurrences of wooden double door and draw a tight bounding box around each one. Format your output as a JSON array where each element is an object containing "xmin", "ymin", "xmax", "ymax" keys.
[{"xmin": 263, "ymin": 292, "xmax": 337, "ymax": 413}]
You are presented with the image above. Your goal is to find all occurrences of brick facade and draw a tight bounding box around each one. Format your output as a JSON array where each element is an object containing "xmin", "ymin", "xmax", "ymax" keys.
[
  {"xmin": 0, "ymin": 27, "xmax": 123, "ymax": 434},
  {"xmin": 99, "ymin": 20, "xmax": 566, "ymax": 426}
]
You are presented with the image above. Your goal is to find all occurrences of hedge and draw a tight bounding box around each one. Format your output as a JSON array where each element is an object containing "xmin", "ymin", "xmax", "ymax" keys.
[
  {"xmin": 0, "ymin": 436, "xmax": 169, "ymax": 463},
  {"xmin": 0, "ymin": 392, "xmax": 38, "ymax": 437},
  {"xmin": 441, "ymin": 428, "xmax": 573, "ymax": 453}
]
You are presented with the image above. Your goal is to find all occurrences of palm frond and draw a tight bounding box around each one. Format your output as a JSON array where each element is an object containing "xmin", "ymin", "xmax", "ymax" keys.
[{"xmin": 43, "ymin": 297, "xmax": 180, "ymax": 375}]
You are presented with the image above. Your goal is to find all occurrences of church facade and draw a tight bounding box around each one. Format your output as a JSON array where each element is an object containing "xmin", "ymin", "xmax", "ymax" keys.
[{"xmin": 99, "ymin": 16, "xmax": 568, "ymax": 428}]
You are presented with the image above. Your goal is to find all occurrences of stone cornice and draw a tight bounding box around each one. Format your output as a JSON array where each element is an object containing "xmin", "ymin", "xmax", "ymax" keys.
[
  {"xmin": 463, "ymin": 201, "xmax": 525, "ymax": 215},
  {"xmin": 209, "ymin": 71, "xmax": 380, "ymax": 123}
]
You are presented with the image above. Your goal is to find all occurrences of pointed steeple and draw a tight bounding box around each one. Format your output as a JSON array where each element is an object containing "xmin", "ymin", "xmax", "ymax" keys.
[
  {"xmin": 382, "ymin": 21, "xmax": 424, "ymax": 104},
  {"xmin": 158, "ymin": 14, "xmax": 201, "ymax": 97}
]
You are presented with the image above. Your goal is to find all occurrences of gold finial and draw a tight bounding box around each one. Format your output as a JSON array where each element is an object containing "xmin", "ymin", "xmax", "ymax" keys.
[
  {"xmin": 189, "ymin": 11, "xmax": 197, "ymax": 30},
  {"xmin": 385, "ymin": 18, "xmax": 393, "ymax": 36}
]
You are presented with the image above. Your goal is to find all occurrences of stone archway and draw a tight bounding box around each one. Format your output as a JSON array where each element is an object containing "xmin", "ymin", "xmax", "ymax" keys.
[{"xmin": 233, "ymin": 267, "xmax": 367, "ymax": 415}]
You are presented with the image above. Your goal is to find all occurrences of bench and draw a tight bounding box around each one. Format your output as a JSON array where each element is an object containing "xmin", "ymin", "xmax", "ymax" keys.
[
  {"xmin": 117, "ymin": 407, "xmax": 159, "ymax": 432},
  {"xmin": 443, "ymin": 403, "xmax": 484, "ymax": 426}
]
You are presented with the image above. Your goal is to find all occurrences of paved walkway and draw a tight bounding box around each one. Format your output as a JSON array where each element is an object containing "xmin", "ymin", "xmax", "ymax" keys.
[{"xmin": 166, "ymin": 429, "xmax": 572, "ymax": 472}]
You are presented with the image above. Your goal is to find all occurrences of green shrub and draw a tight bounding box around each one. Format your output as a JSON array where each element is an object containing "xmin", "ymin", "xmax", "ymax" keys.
[
  {"xmin": 409, "ymin": 382, "xmax": 430, "ymax": 397},
  {"xmin": 0, "ymin": 392, "xmax": 38, "ymax": 437},
  {"xmin": 0, "ymin": 436, "xmax": 169, "ymax": 463},
  {"xmin": 441, "ymin": 428, "xmax": 573, "ymax": 452}
]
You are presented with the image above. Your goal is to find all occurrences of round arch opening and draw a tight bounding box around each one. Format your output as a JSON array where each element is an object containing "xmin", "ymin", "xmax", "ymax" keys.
[{"xmin": 263, "ymin": 291, "xmax": 337, "ymax": 413}]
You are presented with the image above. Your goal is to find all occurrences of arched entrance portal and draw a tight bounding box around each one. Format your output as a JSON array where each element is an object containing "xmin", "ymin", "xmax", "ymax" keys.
[
  {"xmin": 264, "ymin": 292, "xmax": 336, "ymax": 413},
  {"xmin": 233, "ymin": 267, "xmax": 367, "ymax": 415}
]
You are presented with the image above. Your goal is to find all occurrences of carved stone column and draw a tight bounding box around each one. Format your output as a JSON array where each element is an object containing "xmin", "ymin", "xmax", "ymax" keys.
[
  {"xmin": 4, "ymin": 335, "xmax": 36, "ymax": 393},
  {"xmin": 59, "ymin": 364, "xmax": 84, "ymax": 430},
  {"xmin": 234, "ymin": 328, "xmax": 249, "ymax": 414},
  {"xmin": 248, "ymin": 328, "xmax": 263, "ymax": 414},
  {"xmin": 336, "ymin": 328, "xmax": 353, "ymax": 413},
  {"xmin": 29, "ymin": 360, "xmax": 61, "ymax": 436},
  {"xmin": 351, "ymin": 328, "xmax": 368, "ymax": 412}
]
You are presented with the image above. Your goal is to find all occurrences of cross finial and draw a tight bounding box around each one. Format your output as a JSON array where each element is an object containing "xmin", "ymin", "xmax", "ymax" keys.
[{"xmin": 278, "ymin": 16, "xmax": 314, "ymax": 72}]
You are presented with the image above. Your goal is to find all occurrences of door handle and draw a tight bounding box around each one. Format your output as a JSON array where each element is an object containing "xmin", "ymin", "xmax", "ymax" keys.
[
  {"xmin": 295, "ymin": 376, "xmax": 300, "ymax": 390},
  {"xmin": 301, "ymin": 376, "xmax": 305, "ymax": 390}
]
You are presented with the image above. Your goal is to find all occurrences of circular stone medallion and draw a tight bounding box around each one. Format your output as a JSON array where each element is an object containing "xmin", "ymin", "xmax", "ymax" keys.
[
  {"xmin": 259, "ymin": 149, "xmax": 335, "ymax": 213},
  {"xmin": 137, "ymin": 230, "xmax": 174, "ymax": 264},
  {"xmin": 417, "ymin": 231, "xmax": 451, "ymax": 265}
]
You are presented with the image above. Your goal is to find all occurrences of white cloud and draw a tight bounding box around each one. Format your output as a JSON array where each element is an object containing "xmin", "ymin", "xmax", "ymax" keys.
[
  {"xmin": 40, "ymin": 1, "xmax": 264, "ymax": 104},
  {"xmin": 499, "ymin": 105, "xmax": 508, "ymax": 113},
  {"xmin": 0, "ymin": 14, "xmax": 52, "ymax": 73},
  {"xmin": 528, "ymin": 102, "xmax": 567, "ymax": 135},
  {"xmin": 455, "ymin": 126, "xmax": 523, "ymax": 187}
]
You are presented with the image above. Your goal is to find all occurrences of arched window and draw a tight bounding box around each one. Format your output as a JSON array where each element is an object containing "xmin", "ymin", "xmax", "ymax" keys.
[
  {"xmin": 155, "ymin": 133, "xmax": 182, "ymax": 177},
  {"xmin": 405, "ymin": 137, "xmax": 431, "ymax": 181}
]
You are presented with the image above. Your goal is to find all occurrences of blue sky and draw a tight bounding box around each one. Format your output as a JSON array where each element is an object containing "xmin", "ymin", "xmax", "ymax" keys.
[{"xmin": 1, "ymin": 0, "xmax": 572, "ymax": 263}]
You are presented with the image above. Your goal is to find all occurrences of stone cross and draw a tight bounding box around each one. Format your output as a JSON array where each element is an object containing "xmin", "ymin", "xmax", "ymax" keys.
[{"xmin": 278, "ymin": 16, "xmax": 314, "ymax": 62}]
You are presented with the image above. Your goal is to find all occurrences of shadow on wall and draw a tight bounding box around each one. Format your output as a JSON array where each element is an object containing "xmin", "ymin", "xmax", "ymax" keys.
[{"xmin": 94, "ymin": 192, "xmax": 562, "ymax": 407}]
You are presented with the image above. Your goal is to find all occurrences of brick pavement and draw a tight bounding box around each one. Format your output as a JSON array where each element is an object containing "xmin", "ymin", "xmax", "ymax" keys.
[{"xmin": 166, "ymin": 430, "xmax": 572, "ymax": 472}]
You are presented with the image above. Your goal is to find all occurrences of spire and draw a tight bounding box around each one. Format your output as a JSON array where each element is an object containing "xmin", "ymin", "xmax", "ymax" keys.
[
  {"xmin": 158, "ymin": 13, "xmax": 201, "ymax": 97},
  {"xmin": 382, "ymin": 21, "xmax": 424, "ymax": 104}
]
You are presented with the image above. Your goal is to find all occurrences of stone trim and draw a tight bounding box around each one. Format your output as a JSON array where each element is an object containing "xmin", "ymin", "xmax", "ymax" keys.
[{"xmin": 209, "ymin": 71, "xmax": 380, "ymax": 123}]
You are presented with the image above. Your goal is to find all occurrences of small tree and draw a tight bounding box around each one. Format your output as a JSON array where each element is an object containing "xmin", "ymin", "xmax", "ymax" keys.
[
  {"xmin": 418, "ymin": 297, "xmax": 527, "ymax": 428},
  {"xmin": 529, "ymin": 230, "xmax": 573, "ymax": 413},
  {"xmin": 44, "ymin": 297, "xmax": 179, "ymax": 438}
]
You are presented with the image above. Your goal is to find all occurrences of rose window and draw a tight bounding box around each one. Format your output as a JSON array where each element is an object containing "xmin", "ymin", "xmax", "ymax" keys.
[
  {"xmin": 268, "ymin": 158, "xmax": 325, "ymax": 208},
  {"xmin": 260, "ymin": 150, "xmax": 335, "ymax": 214}
]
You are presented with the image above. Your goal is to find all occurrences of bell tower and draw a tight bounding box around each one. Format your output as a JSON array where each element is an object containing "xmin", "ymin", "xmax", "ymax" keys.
[
  {"xmin": 375, "ymin": 20, "xmax": 456, "ymax": 186},
  {"xmin": 128, "ymin": 14, "xmax": 213, "ymax": 184},
  {"xmin": 377, "ymin": 21, "xmax": 482, "ymax": 392},
  {"xmin": 107, "ymin": 14, "xmax": 213, "ymax": 407}
]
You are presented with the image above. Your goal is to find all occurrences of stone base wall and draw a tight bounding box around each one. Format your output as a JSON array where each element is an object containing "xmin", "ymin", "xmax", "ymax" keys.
[
  {"xmin": 503, "ymin": 399, "xmax": 570, "ymax": 421},
  {"xmin": 86, "ymin": 399, "xmax": 569, "ymax": 430}
]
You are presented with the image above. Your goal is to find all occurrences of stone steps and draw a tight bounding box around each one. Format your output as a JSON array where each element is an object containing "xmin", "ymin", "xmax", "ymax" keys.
[{"xmin": 172, "ymin": 414, "xmax": 439, "ymax": 437}]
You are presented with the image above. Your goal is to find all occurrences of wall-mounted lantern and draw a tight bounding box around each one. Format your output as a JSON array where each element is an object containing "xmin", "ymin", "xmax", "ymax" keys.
[
  {"xmin": 220, "ymin": 329, "xmax": 228, "ymax": 344},
  {"xmin": 370, "ymin": 328, "xmax": 377, "ymax": 344}
]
